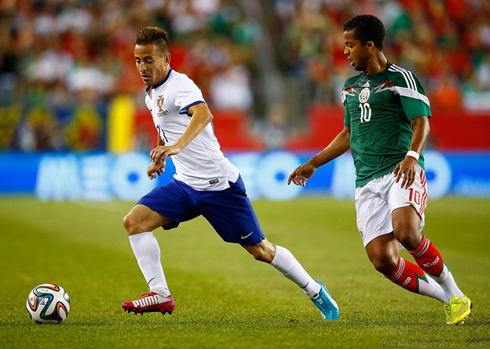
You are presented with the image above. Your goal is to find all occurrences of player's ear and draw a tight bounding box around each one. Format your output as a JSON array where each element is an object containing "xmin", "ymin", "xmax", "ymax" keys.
[
  {"xmin": 366, "ymin": 41, "xmax": 375, "ymax": 50},
  {"xmin": 164, "ymin": 53, "xmax": 171, "ymax": 65}
]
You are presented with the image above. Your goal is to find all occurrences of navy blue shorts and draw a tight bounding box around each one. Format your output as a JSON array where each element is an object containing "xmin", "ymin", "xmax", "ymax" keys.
[{"xmin": 137, "ymin": 176, "xmax": 265, "ymax": 246}]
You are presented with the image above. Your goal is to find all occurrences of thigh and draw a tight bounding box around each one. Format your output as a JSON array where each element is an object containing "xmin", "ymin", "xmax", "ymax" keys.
[
  {"xmin": 355, "ymin": 181, "xmax": 393, "ymax": 248},
  {"xmin": 388, "ymin": 165, "xmax": 427, "ymax": 231},
  {"xmin": 197, "ymin": 177, "xmax": 266, "ymax": 246},
  {"xmin": 137, "ymin": 179, "xmax": 200, "ymax": 230},
  {"xmin": 391, "ymin": 206, "xmax": 423, "ymax": 250}
]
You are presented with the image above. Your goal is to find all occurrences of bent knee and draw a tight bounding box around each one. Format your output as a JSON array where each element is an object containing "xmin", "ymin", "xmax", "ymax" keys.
[
  {"xmin": 123, "ymin": 214, "xmax": 141, "ymax": 236},
  {"xmin": 370, "ymin": 254, "xmax": 399, "ymax": 276},
  {"xmin": 394, "ymin": 229, "xmax": 422, "ymax": 250}
]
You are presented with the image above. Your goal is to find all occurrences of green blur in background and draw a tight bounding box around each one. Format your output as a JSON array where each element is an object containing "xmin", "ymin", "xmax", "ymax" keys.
[{"xmin": 0, "ymin": 197, "xmax": 489, "ymax": 348}]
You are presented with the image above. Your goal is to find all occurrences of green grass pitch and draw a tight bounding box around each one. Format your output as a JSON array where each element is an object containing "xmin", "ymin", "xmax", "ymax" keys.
[{"xmin": 1, "ymin": 196, "xmax": 489, "ymax": 348}]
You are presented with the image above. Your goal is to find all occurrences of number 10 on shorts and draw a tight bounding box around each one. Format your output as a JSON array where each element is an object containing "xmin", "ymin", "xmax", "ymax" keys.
[{"xmin": 409, "ymin": 188, "xmax": 421, "ymax": 205}]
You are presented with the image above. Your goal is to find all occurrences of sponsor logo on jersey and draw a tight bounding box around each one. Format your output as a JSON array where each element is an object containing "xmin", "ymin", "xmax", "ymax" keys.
[
  {"xmin": 359, "ymin": 87, "xmax": 370, "ymax": 103},
  {"xmin": 359, "ymin": 228, "xmax": 363, "ymax": 237},
  {"xmin": 157, "ymin": 95, "xmax": 168, "ymax": 117}
]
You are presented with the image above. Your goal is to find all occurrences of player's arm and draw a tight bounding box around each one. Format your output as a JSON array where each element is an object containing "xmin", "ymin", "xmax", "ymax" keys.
[
  {"xmin": 150, "ymin": 102, "xmax": 212, "ymax": 163},
  {"xmin": 394, "ymin": 115, "xmax": 430, "ymax": 189},
  {"xmin": 147, "ymin": 133, "xmax": 167, "ymax": 179},
  {"xmin": 288, "ymin": 126, "xmax": 351, "ymax": 187}
]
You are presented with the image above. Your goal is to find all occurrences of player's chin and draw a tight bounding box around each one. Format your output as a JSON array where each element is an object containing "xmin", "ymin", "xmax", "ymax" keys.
[{"xmin": 141, "ymin": 77, "xmax": 153, "ymax": 86}]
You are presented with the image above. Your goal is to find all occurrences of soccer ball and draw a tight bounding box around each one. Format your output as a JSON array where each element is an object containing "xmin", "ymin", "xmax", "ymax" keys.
[{"xmin": 26, "ymin": 283, "xmax": 70, "ymax": 324}]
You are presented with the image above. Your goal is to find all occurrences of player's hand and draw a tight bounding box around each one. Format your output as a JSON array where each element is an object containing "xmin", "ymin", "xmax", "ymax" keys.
[
  {"xmin": 147, "ymin": 160, "xmax": 166, "ymax": 180},
  {"xmin": 394, "ymin": 156, "xmax": 417, "ymax": 189},
  {"xmin": 288, "ymin": 161, "xmax": 317, "ymax": 187},
  {"xmin": 150, "ymin": 145, "xmax": 181, "ymax": 163}
]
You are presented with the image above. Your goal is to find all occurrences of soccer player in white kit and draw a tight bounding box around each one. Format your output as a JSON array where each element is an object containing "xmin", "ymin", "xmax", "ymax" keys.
[{"xmin": 121, "ymin": 27, "xmax": 339, "ymax": 320}]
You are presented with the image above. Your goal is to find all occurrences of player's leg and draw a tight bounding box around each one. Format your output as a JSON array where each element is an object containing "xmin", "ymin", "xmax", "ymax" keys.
[
  {"xmin": 123, "ymin": 204, "xmax": 174, "ymax": 297},
  {"xmin": 242, "ymin": 239, "xmax": 320, "ymax": 297},
  {"xmin": 357, "ymin": 175, "xmax": 447, "ymax": 302},
  {"xmin": 122, "ymin": 204, "xmax": 176, "ymax": 315},
  {"xmin": 365, "ymin": 232, "xmax": 447, "ymax": 302},
  {"xmin": 197, "ymin": 176, "xmax": 338, "ymax": 320},
  {"xmin": 242, "ymin": 239, "xmax": 339, "ymax": 320},
  {"xmin": 389, "ymin": 167, "xmax": 471, "ymax": 324},
  {"xmin": 405, "ymin": 231, "xmax": 471, "ymax": 325},
  {"xmin": 392, "ymin": 206, "xmax": 470, "ymax": 324},
  {"xmin": 122, "ymin": 180, "xmax": 199, "ymax": 315},
  {"xmin": 391, "ymin": 168, "xmax": 464, "ymax": 298}
]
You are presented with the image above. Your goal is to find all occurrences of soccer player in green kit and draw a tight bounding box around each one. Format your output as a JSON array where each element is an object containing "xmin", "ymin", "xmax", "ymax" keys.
[{"xmin": 288, "ymin": 14, "xmax": 471, "ymax": 325}]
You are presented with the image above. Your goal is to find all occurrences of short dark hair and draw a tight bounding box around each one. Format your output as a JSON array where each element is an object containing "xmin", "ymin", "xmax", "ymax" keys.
[
  {"xmin": 343, "ymin": 15, "xmax": 385, "ymax": 51},
  {"xmin": 134, "ymin": 27, "xmax": 170, "ymax": 54}
]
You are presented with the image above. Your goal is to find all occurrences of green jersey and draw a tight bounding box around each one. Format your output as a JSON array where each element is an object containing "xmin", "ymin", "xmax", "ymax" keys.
[{"xmin": 342, "ymin": 61, "xmax": 431, "ymax": 187}]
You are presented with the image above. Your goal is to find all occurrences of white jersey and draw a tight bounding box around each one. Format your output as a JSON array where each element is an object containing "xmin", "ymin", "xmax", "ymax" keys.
[{"xmin": 145, "ymin": 69, "xmax": 239, "ymax": 191}]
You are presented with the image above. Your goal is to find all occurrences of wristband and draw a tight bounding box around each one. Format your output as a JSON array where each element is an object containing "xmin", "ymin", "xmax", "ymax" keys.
[{"xmin": 406, "ymin": 150, "xmax": 419, "ymax": 161}]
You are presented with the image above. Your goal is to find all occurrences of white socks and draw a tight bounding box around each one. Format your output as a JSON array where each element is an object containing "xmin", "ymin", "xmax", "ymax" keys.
[
  {"xmin": 129, "ymin": 235, "xmax": 322, "ymax": 300},
  {"xmin": 430, "ymin": 264, "xmax": 464, "ymax": 300},
  {"xmin": 270, "ymin": 245, "xmax": 321, "ymax": 298},
  {"xmin": 418, "ymin": 273, "xmax": 450, "ymax": 302},
  {"xmin": 129, "ymin": 232, "xmax": 170, "ymax": 298}
]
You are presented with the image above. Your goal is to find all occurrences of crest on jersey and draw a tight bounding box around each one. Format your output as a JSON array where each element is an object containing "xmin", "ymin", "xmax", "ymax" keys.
[
  {"xmin": 359, "ymin": 87, "xmax": 370, "ymax": 103},
  {"xmin": 157, "ymin": 95, "xmax": 164, "ymax": 111},
  {"xmin": 157, "ymin": 95, "xmax": 167, "ymax": 117}
]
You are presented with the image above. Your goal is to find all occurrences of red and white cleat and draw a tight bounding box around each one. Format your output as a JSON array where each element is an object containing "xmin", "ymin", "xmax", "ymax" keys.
[{"xmin": 122, "ymin": 292, "xmax": 175, "ymax": 315}]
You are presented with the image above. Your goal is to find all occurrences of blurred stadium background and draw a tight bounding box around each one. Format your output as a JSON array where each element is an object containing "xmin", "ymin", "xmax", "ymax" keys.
[{"xmin": 0, "ymin": 0, "xmax": 490, "ymax": 201}]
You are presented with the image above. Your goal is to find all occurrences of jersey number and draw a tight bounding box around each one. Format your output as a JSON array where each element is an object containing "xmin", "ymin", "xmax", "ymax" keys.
[
  {"xmin": 359, "ymin": 103, "xmax": 372, "ymax": 123},
  {"xmin": 156, "ymin": 125, "xmax": 169, "ymax": 143},
  {"xmin": 409, "ymin": 188, "xmax": 421, "ymax": 205}
]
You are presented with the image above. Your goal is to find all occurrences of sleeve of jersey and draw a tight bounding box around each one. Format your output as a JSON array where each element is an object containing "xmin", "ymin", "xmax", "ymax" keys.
[
  {"xmin": 341, "ymin": 82, "xmax": 351, "ymax": 127},
  {"xmin": 170, "ymin": 77, "xmax": 206, "ymax": 116},
  {"xmin": 393, "ymin": 72, "xmax": 432, "ymax": 120},
  {"xmin": 343, "ymin": 103, "xmax": 350, "ymax": 127},
  {"xmin": 144, "ymin": 95, "xmax": 152, "ymax": 111}
]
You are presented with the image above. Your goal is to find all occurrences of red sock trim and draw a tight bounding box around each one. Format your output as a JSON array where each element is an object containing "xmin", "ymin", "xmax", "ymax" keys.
[
  {"xmin": 384, "ymin": 257, "xmax": 427, "ymax": 294},
  {"xmin": 408, "ymin": 235, "xmax": 429, "ymax": 257},
  {"xmin": 384, "ymin": 257, "xmax": 403, "ymax": 280},
  {"xmin": 409, "ymin": 236, "xmax": 445, "ymax": 277}
]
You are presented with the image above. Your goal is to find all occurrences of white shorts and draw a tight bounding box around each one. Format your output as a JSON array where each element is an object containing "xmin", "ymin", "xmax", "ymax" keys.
[{"xmin": 355, "ymin": 165, "xmax": 428, "ymax": 248}]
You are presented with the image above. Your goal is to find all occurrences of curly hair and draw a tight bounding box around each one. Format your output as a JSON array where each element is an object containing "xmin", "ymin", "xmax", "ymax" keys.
[
  {"xmin": 134, "ymin": 27, "xmax": 170, "ymax": 54},
  {"xmin": 343, "ymin": 15, "xmax": 385, "ymax": 51}
]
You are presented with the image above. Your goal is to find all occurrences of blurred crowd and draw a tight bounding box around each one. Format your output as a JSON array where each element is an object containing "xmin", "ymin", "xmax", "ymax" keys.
[
  {"xmin": 274, "ymin": 0, "xmax": 490, "ymax": 111},
  {"xmin": 0, "ymin": 0, "xmax": 489, "ymax": 151}
]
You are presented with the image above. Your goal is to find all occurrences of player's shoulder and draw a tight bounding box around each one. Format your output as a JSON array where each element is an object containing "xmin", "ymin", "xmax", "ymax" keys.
[
  {"xmin": 386, "ymin": 62, "xmax": 421, "ymax": 87},
  {"xmin": 167, "ymin": 69, "xmax": 195, "ymax": 86}
]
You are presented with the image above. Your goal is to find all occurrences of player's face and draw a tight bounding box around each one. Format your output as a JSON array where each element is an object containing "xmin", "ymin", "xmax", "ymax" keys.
[
  {"xmin": 343, "ymin": 30, "xmax": 370, "ymax": 72},
  {"xmin": 134, "ymin": 44, "xmax": 170, "ymax": 87}
]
